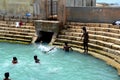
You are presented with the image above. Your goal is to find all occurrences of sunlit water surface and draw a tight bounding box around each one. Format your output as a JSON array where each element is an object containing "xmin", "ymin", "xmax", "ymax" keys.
[{"xmin": 0, "ymin": 42, "xmax": 119, "ymax": 80}]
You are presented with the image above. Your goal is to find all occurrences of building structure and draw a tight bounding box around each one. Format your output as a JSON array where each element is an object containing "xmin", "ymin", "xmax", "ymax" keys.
[{"xmin": 0, "ymin": 0, "xmax": 96, "ymax": 19}]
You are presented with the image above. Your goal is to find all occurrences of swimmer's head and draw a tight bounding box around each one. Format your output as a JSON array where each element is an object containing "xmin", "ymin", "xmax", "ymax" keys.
[
  {"xmin": 82, "ymin": 26, "xmax": 86, "ymax": 32},
  {"xmin": 34, "ymin": 55, "xmax": 38, "ymax": 60},
  {"xmin": 4, "ymin": 72, "xmax": 9, "ymax": 78},
  {"xmin": 13, "ymin": 57, "xmax": 17, "ymax": 61}
]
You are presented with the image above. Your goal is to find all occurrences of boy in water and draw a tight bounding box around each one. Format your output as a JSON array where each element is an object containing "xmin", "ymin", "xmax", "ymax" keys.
[
  {"xmin": 34, "ymin": 55, "xmax": 40, "ymax": 63},
  {"xmin": 3, "ymin": 72, "xmax": 11, "ymax": 80},
  {"xmin": 12, "ymin": 57, "xmax": 18, "ymax": 64},
  {"xmin": 81, "ymin": 27, "xmax": 89, "ymax": 53},
  {"xmin": 63, "ymin": 42, "xmax": 72, "ymax": 52}
]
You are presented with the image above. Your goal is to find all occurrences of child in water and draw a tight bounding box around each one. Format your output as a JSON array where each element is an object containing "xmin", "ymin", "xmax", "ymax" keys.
[
  {"xmin": 34, "ymin": 55, "xmax": 40, "ymax": 63},
  {"xmin": 63, "ymin": 42, "xmax": 72, "ymax": 52},
  {"xmin": 12, "ymin": 57, "xmax": 18, "ymax": 64},
  {"xmin": 3, "ymin": 72, "xmax": 11, "ymax": 80}
]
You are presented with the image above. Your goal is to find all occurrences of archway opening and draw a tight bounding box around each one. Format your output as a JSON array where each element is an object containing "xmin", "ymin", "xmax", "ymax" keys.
[{"xmin": 35, "ymin": 31, "xmax": 54, "ymax": 43}]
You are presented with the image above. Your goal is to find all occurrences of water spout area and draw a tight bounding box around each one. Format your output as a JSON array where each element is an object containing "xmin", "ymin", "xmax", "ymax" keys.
[{"xmin": 0, "ymin": 42, "xmax": 119, "ymax": 80}]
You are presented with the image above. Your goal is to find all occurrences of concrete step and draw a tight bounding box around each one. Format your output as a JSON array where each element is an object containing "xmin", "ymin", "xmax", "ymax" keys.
[
  {"xmin": 60, "ymin": 30, "xmax": 120, "ymax": 38},
  {"xmin": 58, "ymin": 34, "xmax": 120, "ymax": 45},
  {"xmin": 0, "ymin": 30, "xmax": 35, "ymax": 36},
  {"xmin": 0, "ymin": 27, "xmax": 35, "ymax": 33},
  {"xmin": 0, "ymin": 23, "xmax": 35, "ymax": 29},
  {"xmin": 67, "ymin": 22, "xmax": 120, "ymax": 29},
  {"xmin": 66, "ymin": 27, "xmax": 120, "ymax": 34},
  {"xmin": 0, "ymin": 33, "xmax": 33, "ymax": 39},
  {"xmin": 53, "ymin": 41, "xmax": 120, "ymax": 61},
  {"xmin": 0, "ymin": 36, "xmax": 31, "ymax": 42},
  {"xmin": 0, "ymin": 39, "xmax": 30, "ymax": 44},
  {"xmin": 54, "ymin": 38, "xmax": 120, "ymax": 56}
]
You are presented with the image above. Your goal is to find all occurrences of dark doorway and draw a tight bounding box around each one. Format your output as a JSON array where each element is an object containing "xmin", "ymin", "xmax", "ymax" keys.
[{"xmin": 35, "ymin": 31, "xmax": 54, "ymax": 43}]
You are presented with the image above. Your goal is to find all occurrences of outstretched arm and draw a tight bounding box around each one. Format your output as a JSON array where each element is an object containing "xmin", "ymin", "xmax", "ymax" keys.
[{"xmin": 44, "ymin": 47, "xmax": 55, "ymax": 53}]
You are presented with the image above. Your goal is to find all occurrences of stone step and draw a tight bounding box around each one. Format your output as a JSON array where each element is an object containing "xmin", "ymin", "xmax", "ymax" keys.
[
  {"xmin": 58, "ymin": 34, "xmax": 120, "ymax": 45},
  {"xmin": 0, "ymin": 39, "xmax": 30, "ymax": 44},
  {"xmin": 0, "ymin": 36, "xmax": 32, "ymax": 42},
  {"xmin": 60, "ymin": 30, "xmax": 120, "ymax": 38},
  {"xmin": 53, "ymin": 41, "xmax": 120, "ymax": 62},
  {"xmin": 67, "ymin": 22, "xmax": 120, "ymax": 29},
  {"xmin": 0, "ymin": 23, "xmax": 35, "ymax": 29},
  {"xmin": 0, "ymin": 21, "xmax": 34, "ymax": 26},
  {"xmin": 0, "ymin": 27, "xmax": 35, "ymax": 33},
  {"xmin": 0, "ymin": 29, "xmax": 35, "ymax": 36},
  {"xmin": 0, "ymin": 33, "xmax": 33, "ymax": 39},
  {"xmin": 54, "ymin": 38, "xmax": 120, "ymax": 56},
  {"xmin": 66, "ymin": 27, "xmax": 120, "ymax": 34}
]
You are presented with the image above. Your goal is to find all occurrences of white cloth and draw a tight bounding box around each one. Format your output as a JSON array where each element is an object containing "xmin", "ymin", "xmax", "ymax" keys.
[
  {"xmin": 115, "ymin": 21, "xmax": 120, "ymax": 25},
  {"xmin": 16, "ymin": 22, "xmax": 19, "ymax": 27}
]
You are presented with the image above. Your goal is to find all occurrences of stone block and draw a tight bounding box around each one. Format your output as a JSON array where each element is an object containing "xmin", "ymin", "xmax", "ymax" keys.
[
  {"xmin": 109, "ymin": 29, "xmax": 119, "ymax": 34},
  {"xmin": 96, "ymin": 41, "xmax": 105, "ymax": 46},
  {"xmin": 100, "ymin": 24, "xmax": 109, "ymax": 28},
  {"xmin": 112, "ymin": 44, "xmax": 120, "ymax": 50}
]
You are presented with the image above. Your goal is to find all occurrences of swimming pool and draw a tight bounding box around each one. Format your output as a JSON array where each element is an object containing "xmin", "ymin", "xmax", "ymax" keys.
[{"xmin": 0, "ymin": 42, "xmax": 119, "ymax": 80}]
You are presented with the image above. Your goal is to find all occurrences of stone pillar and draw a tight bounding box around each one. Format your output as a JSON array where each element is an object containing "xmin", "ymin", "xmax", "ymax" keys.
[
  {"xmin": 83, "ymin": 0, "xmax": 86, "ymax": 7},
  {"xmin": 75, "ymin": 0, "xmax": 83, "ymax": 7},
  {"xmin": 92, "ymin": 0, "xmax": 96, "ymax": 7},
  {"xmin": 33, "ymin": 0, "xmax": 41, "ymax": 17},
  {"xmin": 39, "ymin": 0, "xmax": 47, "ymax": 19},
  {"xmin": 66, "ymin": 0, "xmax": 74, "ymax": 7},
  {"xmin": 58, "ymin": 0, "xmax": 66, "ymax": 25}
]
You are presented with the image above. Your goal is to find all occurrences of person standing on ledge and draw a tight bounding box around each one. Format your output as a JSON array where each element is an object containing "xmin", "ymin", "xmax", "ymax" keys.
[{"xmin": 81, "ymin": 27, "xmax": 89, "ymax": 53}]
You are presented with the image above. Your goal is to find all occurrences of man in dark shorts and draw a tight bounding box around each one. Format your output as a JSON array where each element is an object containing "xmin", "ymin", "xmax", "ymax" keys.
[{"xmin": 81, "ymin": 27, "xmax": 89, "ymax": 53}]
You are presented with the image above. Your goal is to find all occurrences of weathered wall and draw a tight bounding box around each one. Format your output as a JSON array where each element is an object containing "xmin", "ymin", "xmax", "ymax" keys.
[
  {"xmin": 58, "ymin": 0, "xmax": 66, "ymax": 24},
  {"xmin": 66, "ymin": 7, "xmax": 120, "ymax": 23},
  {"xmin": 0, "ymin": 0, "xmax": 33, "ymax": 16},
  {"xmin": 34, "ymin": 20, "xmax": 60, "ymax": 34},
  {"xmin": 66, "ymin": 0, "xmax": 96, "ymax": 7}
]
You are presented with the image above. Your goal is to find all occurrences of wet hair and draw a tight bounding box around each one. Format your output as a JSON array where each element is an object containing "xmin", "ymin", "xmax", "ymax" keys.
[
  {"xmin": 82, "ymin": 27, "xmax": 86, "ymax": 32},
  {"xmin": 34, "ymin": 55, "xmax": 39, "ymax": 63},
  {"xmin": 4, "ymin": 72, "xmax": 9, "ymax": 78},
  {"xmin": 13, "ymin": 57, "xmax": 17, "ymax": 61},
  {"xmin": 34, "ymin": 55, "xmax": 38, "ymax": 60}
]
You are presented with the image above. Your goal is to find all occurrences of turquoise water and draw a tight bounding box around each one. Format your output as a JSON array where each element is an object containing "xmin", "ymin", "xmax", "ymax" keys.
[{"xmin": 0, "ymin": 42, "xmax": 119, "ymax": 80}]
